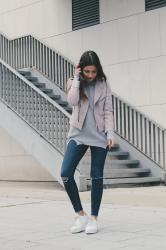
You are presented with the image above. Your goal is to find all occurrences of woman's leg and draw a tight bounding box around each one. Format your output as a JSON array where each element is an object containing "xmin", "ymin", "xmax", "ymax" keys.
[
  {"xmin": 61, "ymin": 140, "xmax": 88, "ymax": 213},
  {"xmin": 90, "ymin": 146, "xmax": 108, "ymax": 218}
]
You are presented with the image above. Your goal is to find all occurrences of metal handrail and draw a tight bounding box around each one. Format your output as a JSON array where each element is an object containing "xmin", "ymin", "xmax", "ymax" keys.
[
  {"xmin": 112, "ymin": 93, "xmax": 166, "ymax": 170},
  {"xmin": 0, "ymin": 33, "xmax": 165, "ymax": 170},
  {"xmin": 0, "ymin": 33, "xmax": 75, "ymax": 91},
  {"xmin": 0, "ymin": 58, "xmax": 70, "ymax": 154}
]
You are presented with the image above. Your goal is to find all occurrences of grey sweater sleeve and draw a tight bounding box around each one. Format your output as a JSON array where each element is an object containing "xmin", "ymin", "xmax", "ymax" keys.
[{"xmin": 107, "ymin": 130, "xmax": 115, "ymax": 140}]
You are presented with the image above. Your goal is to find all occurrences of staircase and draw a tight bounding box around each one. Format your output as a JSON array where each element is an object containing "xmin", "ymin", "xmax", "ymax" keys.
[
  {"xmin": 17, "ymin": 68, "xmax": 163, "ymax": 188},
  {"xmin": 80, "ymin": 144, "xmax": 161, "ymax": 189},
  {"xmin": 18, "ymin": 70, "xmax": 72, "ymax": 114},
  {"xmin": 0, "ymin": 33, "xmax": 165, "ymax": 190}
]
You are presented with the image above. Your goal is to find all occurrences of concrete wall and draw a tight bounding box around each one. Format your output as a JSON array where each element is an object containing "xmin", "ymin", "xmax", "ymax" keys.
[
  {"xmin": 0, "ymin": 98, "xmax": 56, "ymax": 181},
  {"xmin": 0, "ymin": 125, "xmax": 55, "ymax": 181},
  {"xmin": 0, "ymin": 0, "xmax": 166, "ymax": 128}
]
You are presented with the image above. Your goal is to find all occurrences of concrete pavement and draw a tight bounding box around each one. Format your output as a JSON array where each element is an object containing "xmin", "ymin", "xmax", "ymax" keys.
[{"xmin": 0, "ymin": 181, "xmax": 166, "ymax": 250}]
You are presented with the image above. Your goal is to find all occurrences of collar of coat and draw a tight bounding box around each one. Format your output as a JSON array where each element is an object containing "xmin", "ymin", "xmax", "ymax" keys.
[{"xmin": 83, "ymin": 79, "xmax": 106, "ymax": 105}]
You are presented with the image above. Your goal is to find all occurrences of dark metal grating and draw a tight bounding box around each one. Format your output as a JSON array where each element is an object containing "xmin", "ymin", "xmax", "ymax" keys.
[
  {"xmin": 145, "ymin": 0, "xmax": 166, "ymax": 11},
  {"xmin": 72, "ymin": 0, "xmax": 99, "ymax": 30}
]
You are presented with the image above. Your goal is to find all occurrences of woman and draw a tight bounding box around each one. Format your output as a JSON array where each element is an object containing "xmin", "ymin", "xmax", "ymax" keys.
[{"xmin": 61, "ymin": 50, "xmax": 115, "ymax": 234}]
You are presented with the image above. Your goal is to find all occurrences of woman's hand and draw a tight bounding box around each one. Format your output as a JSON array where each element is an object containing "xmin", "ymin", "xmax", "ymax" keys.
[
  {"xmin": 107, "ymin": 139, "xmax": 116, "ymax": 151},
  {"xmin": 74, "ymin": 64, "xmax": 81, "ymax": 78}
]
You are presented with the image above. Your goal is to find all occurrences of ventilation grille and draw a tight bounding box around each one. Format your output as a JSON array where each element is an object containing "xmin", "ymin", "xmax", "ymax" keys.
[
  {"xmin": 145, "ymin": 0, "xmax": 166, "ymax": 11},
  {"xmin": 72, "ymin": 0, "xmax": 99, "ymax": 30}
]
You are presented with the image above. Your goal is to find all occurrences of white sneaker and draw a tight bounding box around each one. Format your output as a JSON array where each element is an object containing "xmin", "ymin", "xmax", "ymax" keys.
[
  {"xmin": 71, "ymin": 215, "xmax": 89, "ymax": 234},
  {"xmin": 85, "ymin": 218, "xmax": 98, "ymax": 234}
]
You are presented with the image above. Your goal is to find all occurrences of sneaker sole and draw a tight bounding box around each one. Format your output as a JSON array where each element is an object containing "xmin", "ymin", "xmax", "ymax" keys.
[
  {"xmin": 71, "ymin": 229, "xmax": 85, "ymax": 234},
  {"xmin": 85, "ymin": 230, "xmax": 98, "ymax": 234}
]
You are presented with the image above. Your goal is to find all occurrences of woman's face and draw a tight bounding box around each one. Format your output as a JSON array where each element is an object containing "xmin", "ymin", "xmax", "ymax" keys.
[{"xmin": 82, "ymin": 65, "xmax": 97, "ymax": 83}]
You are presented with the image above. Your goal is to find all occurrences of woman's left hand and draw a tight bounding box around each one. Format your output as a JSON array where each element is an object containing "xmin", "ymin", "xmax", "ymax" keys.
[{"xmin": 107, "ymin": 139, "xmax": 116, "ymax": 151}]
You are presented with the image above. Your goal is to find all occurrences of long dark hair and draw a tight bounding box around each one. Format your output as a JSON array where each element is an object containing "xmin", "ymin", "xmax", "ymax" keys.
[{"xmin": 78, "ymin": 50, "xmax": 107, "ymax": 101}]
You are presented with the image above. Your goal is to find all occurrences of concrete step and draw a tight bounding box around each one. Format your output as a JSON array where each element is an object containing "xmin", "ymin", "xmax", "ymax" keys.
[
  {"xmin": 87, "ymin": 177, "xmax": 162, "ymax": 188},
  {"xmin": 83, "ymin": 159, "xmax": 140, "ymax": 168},
  {"xmin": 18, "ymin": 70, "xmax": 31, "ymax": 76},
  {"xmin": 33, "ymin": 82, "xmax": 46, "ymax": 88},
  {"xmin": 84, "ymin": 168, "xmax": 151, "ymax": 178},
  {"xmin": 39, "ymin": 88, "xmax": 53, "ymax": 94},
  {"xmin": 48, "ymin": 94, "xmax": 61, "ymax": 100},
  {"xmin": 108, "ymin": 159, "xmax": 140, "ymax": 167},
  {"xmin": 108, "ymin": 151, "xmax": 129, "ymax": 159},
  {"xmin": 57, "ymin": 100, "xmax": 68, "ymax": 107},
  {"xmin": 65, "ymin": 106, "xmax": 72, "ymax": 113},
  {"xmin": 25, "ymin": 76, "xmax": 38, "ymax": 82},
  {"xmin": 85, "ymin": 151, "xmax": 129, "ymax": 160}
]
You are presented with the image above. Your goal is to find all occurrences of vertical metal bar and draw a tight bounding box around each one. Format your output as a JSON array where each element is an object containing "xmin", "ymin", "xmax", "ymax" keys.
[
  {"xmin": 50, "ymin": 50, "xmax": 53, "ymax": 81},
  {"xmin": 7, "ymin": 38, "xmax": 9, "ymax": 65},
  {"xmin": 144, "ymin": 118, "xmax": 148, "ymax": 154},
  {"xmin": 28, "ymin": 36, "xmax": 30, "ymax": 67},
  {"xmin": 141, "ymin": 116, "xmax": 145, "ymax": 152},
  {"xmin": 23, "ymin": 83, "xmax": 26, "ymax": 119},
  {"xmin": 30, "ymin": 36, "xmax": 33, "ymax": 67},
  {"xmin": 62, "ymin": 114, "xmax": 67, "ymax": 153},
  {"xmin": 137, "ymin": 113, "xmax": 141, "ymax": 150},
  {"xmin": 15, "ymin": 39, "xmax": 18, "ymax": 69},
  {"xmin": 59, "ymin": 111, "xmax": 63, "ymax": 151},
  {"xmin": 54, "ymin": 108, "xmax": 58, "ymax": 147},
  {"xmin": 121, "ymin": 102, "xmax": 125, "ymax": 138},
  {"xmin": 64, "ymin": 60, "xmax": 68, "ymax": 89},
  {"xmin": 55, "ymin": 52, "xmax": 58, "ymax": 85},
  {"xmin": 38, "ymin": 41, "xmax": 41, "ymax": 72},
  {"xmin": 29, "ymin": 36, "xmax": 32, "ymax": 67},
  {"xmin": 129, "ymin": 108, "xmax": 133, "ymax": 144},
  {"xmin": 45, "ymin": 47, "xmax": 48, "ymax": 77},
  {"xmin": 133, "ymin": 110, "xmax": 136, "ymax": 147},
  {"xmin": 157, "ymin": 127, "xmax": 161, "ymax": 166},
  {"xmin": 12, "ymin": 39, "xmax": 14, "ymax": 68},
  {"xmin": 43, "ymin": 45, "xmax": 46, "ymax": 75},
  {"xmin": 158, "ymin": 129, "xmax": 163, "ymax": 167},
  {"xmin": 125, "ymin": 104, "xmax": 129, "ymax": 141},
  {"xmin": 51, "ymin": 50, "xmax": 54, "ymax": 82},
  {"xmin": 2, "ymin": 37, "xmax": 5, "ymax": 61},
  {"xmin": 154, "ymin": 126, "xmax": 158, "ymax": 163},
  {"xmin": 21, "ymin": 37, "xmax": 23, "ymax": 69},
  {"xmin": 48, "ymin": 48, "xmax": 50, "ymax": 79},
  {"xmin": 34, "ymin": 37, "xmax": 36, "ymax": 68},
  {"xmin": 112, "ymin": 96, "xmax": 116, "ymax": 131},
  {"xmin": 36, "ymin": 39, "xmax": 39, "ymax": 70},
  {"xmin": 31, "ymin": 88, "xmax": 34, "ymax": 126},
  {"xmin": 162, "ymin": 130, "xmax": 166, "ymax": 170},
  {"xmin": 33, "ymin": 91, "xmax": 38, "ymax": 130},
  {"xmin": 150, "ymin": 123, "xmax": 154, "ymax": 160},
  {"xmin": 61, "ymin": 58, "xmax": 64, "ymax": 90},
  {"xmin": 115, "ymin": 97, "xmax": 118, "ymax": 132},
  {"xmin": 117, "ymin": 99, "xmax": 121, "ymax": 135},
  {"xmin": 56, "ymin": 54, "xmax": 60, "ymax": 87},
  {"xmin": 50, "ymin": 104, "xmax": 54, "ymax": 144}
]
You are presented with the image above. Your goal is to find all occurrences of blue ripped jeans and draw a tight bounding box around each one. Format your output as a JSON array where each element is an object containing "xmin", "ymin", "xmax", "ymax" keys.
[{"xmin": 60, "ymin": 140, "xmax": 108, "ymax": 217}]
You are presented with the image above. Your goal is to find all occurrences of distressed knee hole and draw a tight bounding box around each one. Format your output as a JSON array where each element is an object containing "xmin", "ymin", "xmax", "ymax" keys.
[
  {"xmin": 61, "ymin": 177, "xmax": 69, "ymax": 183},
  {"xmin": 91, "ymin": 177, "xmax": 103, "ymax": 180}
]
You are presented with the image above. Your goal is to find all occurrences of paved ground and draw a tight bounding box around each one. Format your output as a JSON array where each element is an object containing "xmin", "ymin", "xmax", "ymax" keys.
[{"xmin": 0, "ymin": 181, "xmax": 166, "ymax": 250}]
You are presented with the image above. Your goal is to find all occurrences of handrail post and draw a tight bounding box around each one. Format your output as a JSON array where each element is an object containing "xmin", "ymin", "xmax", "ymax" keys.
[{"xmin": 162, "ymin": 130, "xmax": 166, "ymax": 182}]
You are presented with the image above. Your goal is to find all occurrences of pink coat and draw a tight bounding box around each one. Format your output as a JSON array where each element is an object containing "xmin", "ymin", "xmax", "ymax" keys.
[{"xmin": 67, "ymin": 78, "xmax": 114, "ymax": 133}]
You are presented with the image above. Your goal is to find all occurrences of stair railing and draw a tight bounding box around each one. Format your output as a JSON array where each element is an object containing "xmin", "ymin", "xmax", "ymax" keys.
[
  {"xmin": 0, "ymin": 58, "xmax": 70, "ymax": 154},
  {"xmin": 113, "ymin": 94, "xmax": 166, "ymax": 170},
  {"xmin": 0, "ymin": 33, "xmax": 74, "ymax": 91}
]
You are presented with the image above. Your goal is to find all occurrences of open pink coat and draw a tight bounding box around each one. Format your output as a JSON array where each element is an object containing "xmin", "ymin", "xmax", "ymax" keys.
[{"xmin": 67, "ymin": 78, "xmax": 114, "ymax": 133}]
